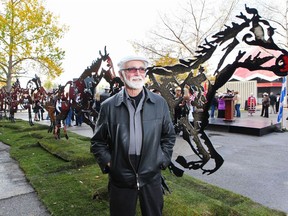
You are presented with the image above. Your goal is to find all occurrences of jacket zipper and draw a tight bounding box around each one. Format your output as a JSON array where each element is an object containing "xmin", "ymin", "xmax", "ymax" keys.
[
  {"xmin": 128, "ymin": 156, "xmax": 140, "ymax": 191},
  {"xmin": 135, "ymin": 104, "xmax": 145, "ymax": 191},
  {"xmin": 136, "ymin": 173, "xmax": 140, "ymax": 190}
]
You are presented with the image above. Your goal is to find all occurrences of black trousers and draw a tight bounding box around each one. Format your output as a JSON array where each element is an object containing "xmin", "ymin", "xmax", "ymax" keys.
[
  {"xmin": 262, "ymin": 105, "xmax": 269, "ymax": 117},
  {"xmin": 109, "ymin": 178, "xmax": 163, "ymax": 216}
]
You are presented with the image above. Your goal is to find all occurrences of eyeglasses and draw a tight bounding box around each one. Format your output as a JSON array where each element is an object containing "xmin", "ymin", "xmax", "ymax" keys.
[{"xmin": 122, "ymin": 67, "xmax": 146, "ymax": 74}]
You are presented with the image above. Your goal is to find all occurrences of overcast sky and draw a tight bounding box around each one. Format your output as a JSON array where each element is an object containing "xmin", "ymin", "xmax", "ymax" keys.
[{"xmin": 45, "ymin": 0, "xmax": 180, "ymax": 84}]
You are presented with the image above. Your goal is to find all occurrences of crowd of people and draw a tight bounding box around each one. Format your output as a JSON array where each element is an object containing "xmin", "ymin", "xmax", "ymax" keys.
[
  {"xmin": 208, "ymin": 90, "xmax": 284, "ymax": 119},
  {"xmin": 29, "ymin": 93, "xmax": 80, "ymax": 127},
  {"xmin": 209, "ymin": 89, "xmax": 242, "ymax": 119},
  {"xmin": 259, "ymin": 91, "xmax": 281, "ymax": 118},
  {"xmin": 28, "ymin": 82, "xmax": 120, "ymax": 128},
  {"xmin": 36, "ymin": 84, "xmax": 282, "ymax": 132},
  {"xmin": 28, "ymin": 82, "xmax": 286, "ymax": 132}
]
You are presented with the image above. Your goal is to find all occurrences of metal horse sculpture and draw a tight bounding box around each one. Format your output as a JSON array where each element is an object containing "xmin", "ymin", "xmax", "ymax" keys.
[
  {"xmin": 0, "ymin": 88, "xmax": 6, "ymax": 118},
  {"xmin": 65, "ymin": 46, "xmax": 117, "ymax": 132},
  {"xmin": 70, "ymin": 46, "xmax": 116, "ymax": 132},
  {"xmin": 0, "ymin": 78, "xmax": 34, "ymax": 125},
  {"xmin": 22, "ymin": 74, "xmax": 47, "ymax": 126},
  {"xmin": 44, "ymin": 84, "xmax": 70, "ymax": 140},
  {"xmin": 5, "ymin": 79, "xmax": 21, "ymax": 122},
  {"xmin": 146, "ymin": 5, "xmax": 288, "ymax": 176},
  {"xmin": 45, "ymin": 46, "xmax": 116, "ymax": 139}
]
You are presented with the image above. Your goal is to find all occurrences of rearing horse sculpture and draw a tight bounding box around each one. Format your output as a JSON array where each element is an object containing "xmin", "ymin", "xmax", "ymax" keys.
[
  {"xmin": 146, "ymin": 5, "xmax": 288, "ymax": 176},
  {"xmin": 46, "ymin": 46, "xmax": 116, "ymax": 139},
  {"xmin": 69, "ymin": 46, "xmax": 116, "ymax": 132}
]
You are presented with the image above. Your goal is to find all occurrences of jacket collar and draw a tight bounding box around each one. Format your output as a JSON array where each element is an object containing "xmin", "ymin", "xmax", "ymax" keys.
[{"xmin": 115, "ymin": 87, "xmax": 156, "ymax": 106}]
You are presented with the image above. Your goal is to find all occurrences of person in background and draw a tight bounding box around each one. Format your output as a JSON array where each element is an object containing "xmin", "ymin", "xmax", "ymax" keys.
[
  {"xmin": 217, "ymin": 94, "xmax": 225, "ymax": 118},
  {"xmin": 182, "ymin": 85, "xmax": 194, "ymax": 124},
  {"xmin": 261, "ymin": 92, "xmax": 270, "ymax": 118},
  {"xmin": 55, "ymin": 97, "xmax": 62, "ymax": 116},
  {"xmin": 90, "ymin": 55, "xmax": 175, "ymax": 216},
  {"xmin": 173, "ymin": 86, "xmax": 184, "ymax": 134},
  {"xmin": 110, "ymin": 77, "xmax": 123, "ymax": 96},
  {"xmin": 33, "ymin": 100, "xmax": 42, "ymax": 121},
  {"xmin": 74, "ymin": 93, "xmax": 83, "ymax": 126},
  {"xmin": 233, "ymin": 91, "xmax": 241, "ymax": 117},
  {"xmin": 37, "ymin": 94, "xmax": 46, "ymax": 121},
  {"xmin": 210, "ymin": 93, "xmax": 218, "ymax": 118},
  {"xmin": 269, "ymin": 92, "xmax": 277, "ymax": 114},
  {"xmin": 64, "ymin": 93, "xmax": 73, "ymax": 127},
  {"xmin": 92, "ymin": 91, "xmax": 101, "ymax": 110},
  {"xmin": 174, "ymin": 87, "xmax": 183, "ymax": 120},
  {"xmin": 91, "ymin": 92, "xmax": 101, "ymax": 123},
  {"xmin": 100, "ymin": 86, "xmax": 111, "ymax": 103},
  {"xmin": 65, "ymin": 105, "xmax": 73, "ymax": 127},
  {"xmin": 247, "ymin": 92, "xmax": 257, "ymax": 116},
  {"xmin": 276, "ymin": 93, "xmax": 280, "ymax": 113}
]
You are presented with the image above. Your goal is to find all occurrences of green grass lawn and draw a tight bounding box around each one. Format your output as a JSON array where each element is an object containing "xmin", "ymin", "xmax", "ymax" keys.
[{"xmin": 0, "ymin": 119, "xmax": 286, "ymax": 216}]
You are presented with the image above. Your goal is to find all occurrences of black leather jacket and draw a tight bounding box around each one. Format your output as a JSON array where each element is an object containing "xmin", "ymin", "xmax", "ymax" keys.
[{"xmin": 90, "ymin": 87, "xmax": 176, "ymax": 188}]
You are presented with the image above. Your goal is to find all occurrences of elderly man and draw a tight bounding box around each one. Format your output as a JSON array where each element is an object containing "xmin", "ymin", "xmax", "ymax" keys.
[{"xmin": 91, "ymin": 56, "xmax": 176, "ymax": 216}]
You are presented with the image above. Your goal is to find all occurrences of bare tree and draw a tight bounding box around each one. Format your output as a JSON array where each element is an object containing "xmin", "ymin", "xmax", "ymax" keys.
[
  {"xmin": 255, "ymin": 0, "xmax": 288, "ymax": 50},
  {"xmin": 131, "ymin": 0, "xmax": 240, "ymax": 62}
]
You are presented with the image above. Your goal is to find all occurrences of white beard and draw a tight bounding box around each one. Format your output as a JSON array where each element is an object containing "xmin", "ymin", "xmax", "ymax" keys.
[{"xmin": 122, "ymin": 73, "xmax": 145, "ymax": 89}]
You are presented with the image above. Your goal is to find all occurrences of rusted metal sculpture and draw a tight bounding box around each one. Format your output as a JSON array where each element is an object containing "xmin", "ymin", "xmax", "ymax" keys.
[
  {"xmin": 25, "ymin": 75, "xmax": 46, "ymax": 125},
  {"xmin": 0, "ymin": 78, "xmax": 34, "ymax": 124},
  {"xmin": 146, "ymin": 5, "xmax": 288, "ymax": 176},
  {"xmin": 0, "ymin": 47, "xmax": 117, "ymax": 139},
  {"xmin": 6, "ymin": 79, "xmax": 21, "ymax": 123},
  {"xmin": 67, "ymin": 46, "xmax": 116, "ymax": 132},
  {"xmin": 43, "ymin": 46, "xmax": 117, "ymax": 139}
]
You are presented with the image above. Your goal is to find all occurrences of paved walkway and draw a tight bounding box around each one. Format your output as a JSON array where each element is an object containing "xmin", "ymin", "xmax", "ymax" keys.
[
  {"xmin": 0, "ymin": 109, "xmax": 288, "ymax": 215},
  {"xmin": 174, "ymin": 131, "xmax": 288, "ymax": 213},
  {"xmin": 0, "ymin": 142, "xmax": 50, "ymax": 216}
]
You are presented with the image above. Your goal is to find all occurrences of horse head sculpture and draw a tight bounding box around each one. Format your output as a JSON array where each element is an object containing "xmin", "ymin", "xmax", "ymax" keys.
[{"xmin": 146, "ymin": 5, "xmax": 288, "ymax": 176}]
